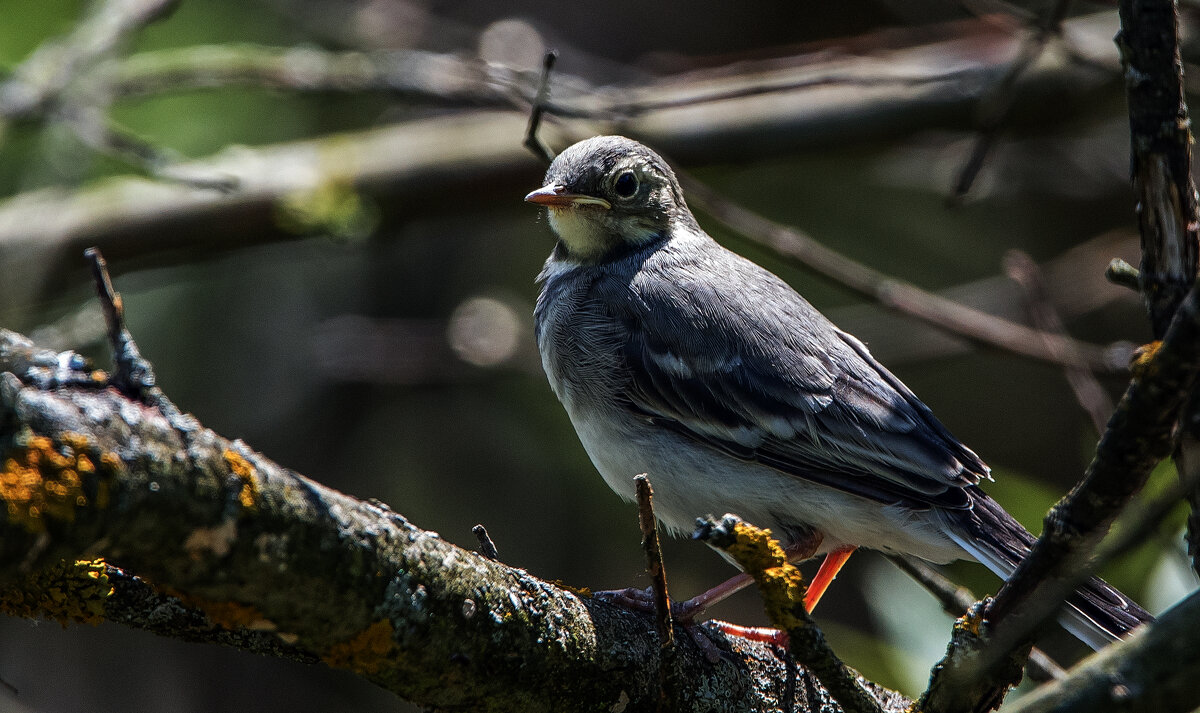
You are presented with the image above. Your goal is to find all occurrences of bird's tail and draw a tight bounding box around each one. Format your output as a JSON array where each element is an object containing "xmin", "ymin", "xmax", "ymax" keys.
[{"xmin": 941, "ymin": 490, "xmax": 1152, "ymax": 650}]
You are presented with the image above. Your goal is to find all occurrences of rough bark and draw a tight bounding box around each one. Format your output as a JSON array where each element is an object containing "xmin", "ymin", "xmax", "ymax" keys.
[
  {"xmin": 1116, "ymin": 0, "xmax": 1200, "ymax": 579},
  {"xmin": 1003, "ymin": 589, "xmax": 1200, "ymax": 713},
  {"xmin": 0, "ymin": 329, "xmax": 909, "ymax": 713}
]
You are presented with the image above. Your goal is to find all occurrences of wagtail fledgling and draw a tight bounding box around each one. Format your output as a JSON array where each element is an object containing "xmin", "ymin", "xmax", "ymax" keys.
[{"xmin": 526, "ymin": 135, "xmax": 1150, "ymax": 648}]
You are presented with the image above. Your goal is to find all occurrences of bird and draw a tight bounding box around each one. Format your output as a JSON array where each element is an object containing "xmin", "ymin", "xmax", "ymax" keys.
[{"xmin": 525, "ymin": 134, "xmax": 1151, "ymax": 649}]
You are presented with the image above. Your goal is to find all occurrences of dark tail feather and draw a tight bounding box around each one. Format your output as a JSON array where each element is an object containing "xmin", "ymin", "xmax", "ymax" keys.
[{"xmin": 941, "ymin": 490, "xmax": 1153, "ymax": 650}]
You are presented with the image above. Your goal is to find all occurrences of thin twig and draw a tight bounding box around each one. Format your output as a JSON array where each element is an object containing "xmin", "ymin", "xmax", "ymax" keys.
[
  {"xmin": 887, "ymin": 556, "xmax": 1066, "ymax": 682},
  {"xmin": 950, "ymin": 0, "xmax": 1074, "ymax": 202},
  {"xmin": 634, "ymin": 474, "xmax": 674, "ymax": 712},
  {"xmin": 84, "ymin": 247, "xmax": 184, "ymax": 423},
  {"xmin": 634, "ymin": 475, "xmax": 674, "ymax": 650},
  {"xmin": 1105, "ymin": 258, "xmax": 1141, "ymax": 291},
  {"xmin": 677, "ymin": 172, "xmax": 1125, "ymax": 374},
  {"xmin": 66, "ymin": 107, "xmax": 238, "ymax": 192},
  {"xmin": 1003, "ymin": 249, "xmax": 1113, "ymax": 433},
  {"xmin": 523, "ymin": 51, "xmax": 557, "ymax": 165},
  {"xmin": 472, "ymin": 524, "xmax": 500, "ymax": 561}
]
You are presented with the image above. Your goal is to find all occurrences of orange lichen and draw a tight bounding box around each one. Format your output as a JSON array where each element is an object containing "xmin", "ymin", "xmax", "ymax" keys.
[
  {"xmin": 161, "ymin": 587, "xmax": 277, "ymax": 631},
  {"xmin": 0, "ymin": 432, "xmax": 108, "ymax": 532},
  {"xmin": 955, "ymin": 606, "xmax": 985, "ymax": 637},
  {"xmin": 548, "ymin": 580, "xmax": 592, "ymax": 598},
  {"xmin": 714, "ymin": 520, "xmax": 810, "ymax": 631},
  {"xmin": 199, "ymin": 598, "xmax": 274, "ymax": 631},
  {"xmin": 0, "ymin": 558, "xmax": 114, "ymax": 626},
  {"xmin": 224, "ymin": 449, "xmax": 259, "ymax": 510},
  {"xmin": 1131, "ymin": 340, "xmax": 1163, "ymax": 379},
  {"xmin": 322, "ymin": 619, "xmax": 396, "ymax": 674}
]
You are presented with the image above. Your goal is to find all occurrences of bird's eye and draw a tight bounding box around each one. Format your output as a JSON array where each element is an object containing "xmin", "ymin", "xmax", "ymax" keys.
[{"xmin": 613, "ymin": 171, "xmax": 639, "ymax": 198}]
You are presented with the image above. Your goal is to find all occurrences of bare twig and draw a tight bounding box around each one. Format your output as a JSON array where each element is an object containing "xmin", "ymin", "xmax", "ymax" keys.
[
  {"xmin": 951, "ymin": 0, "xmax": 1074, "ymax": 201},
  {"xmin": 633, "ymin": 475, "xmax": 672, "ymax": 648},
  {"xmin": 65, "ymin": 107, "xmax": 238, "ymax": 191},
  {"xmin": 1106, "ymin": 258, "xmax": 1141, "ymax": 291},
  {"xmin": 83, "ymin": 247, "xmax": 183, "ymax": 423},
  {"xmin": 888, "ymin": 556, "xmax": 1066, "ymax": 682},
  {"xmin": 634, "ymin": 475, "xmax": 674, "ymax": 651},
  {"xmin": 634, "ymin": 475, "xmax": 674, "ymax": 712},
  {"xmin": 524, "ymin": 51, "xmax": 558, "ymax": 165},
  {"xmin": 472, "ymin": 524, "xmax": 500, "ymax": 561},
  {"xmin": 104, "ymin": 45, "xmax": 540, "ymax": 107},
  {"xmin": 889, "ymin": 556, "xmax": 975, "ymax": 613},
  {"xmin": 1004, "ymin": 249, "xmax": 1113, "ymax": 433},
  {"xmin": 677, "ymin": 173, "xmax": 1126, "ymax": 374}
]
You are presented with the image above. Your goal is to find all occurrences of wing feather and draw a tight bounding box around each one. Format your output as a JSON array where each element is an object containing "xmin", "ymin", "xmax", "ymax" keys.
[{"xmin": 598, "ymin": 237, "xmax": 987, "ymax": 511}]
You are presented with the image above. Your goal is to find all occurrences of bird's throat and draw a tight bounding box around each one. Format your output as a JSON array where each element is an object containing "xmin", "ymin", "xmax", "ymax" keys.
[
  {"xmin": 547, "ymin": 207, "xmax": 615, "ymax": 262},
  {"xmin": 547, "ymin": 207, "xmax": 664, "ymax": 264}
]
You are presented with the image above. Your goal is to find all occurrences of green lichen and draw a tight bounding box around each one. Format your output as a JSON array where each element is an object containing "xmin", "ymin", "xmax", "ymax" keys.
[
  {"xmin": 724, "ymin": 520, "xmax": 809, "ymax": 631},
  {"xmin": 0, "ymin": 558, "xmax": 114, "ymax": 625}
]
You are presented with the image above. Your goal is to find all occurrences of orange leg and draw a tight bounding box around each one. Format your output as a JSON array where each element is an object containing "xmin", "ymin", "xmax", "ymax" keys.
[{"xmin": 803, "ymin": 546, "xmax": 856, "ymax": 613}]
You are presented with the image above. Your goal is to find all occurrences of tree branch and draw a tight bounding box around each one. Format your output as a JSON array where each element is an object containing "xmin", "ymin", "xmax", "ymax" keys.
[
  {"xmin": 1116, "ymin": 0, "xmax": 1200, "ymax": 581},
  {"xmin": 918, "ymin": 272, "xmax": 1200, "ymax": 713},
  {"xmin": 0, "ymin": 326, "xmax": 908, "ymax": 712},
  {"xmin": 0, "ymin": 0, "xmax": 179, "ymax": 120},
  {"xmin": 678, "ymin": 173, "xmax": 1126, "ymax": 374},
  {"xmin": 1003, "ymin": 588, "xmax": 1200, "ymax": 713},
  {"xmin": 1003, "ymin": 249, "xmax": 1114, "ymax": 432}
]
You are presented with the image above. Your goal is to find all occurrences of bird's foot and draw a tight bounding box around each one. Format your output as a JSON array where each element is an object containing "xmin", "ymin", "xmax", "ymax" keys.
[
  {"xmin": 592, "ymin": 586, "xmax": 728, "ymax": 662},
  {"xmin": 591, "ymin": 586, "xmax": 709, "ymax": 620}
]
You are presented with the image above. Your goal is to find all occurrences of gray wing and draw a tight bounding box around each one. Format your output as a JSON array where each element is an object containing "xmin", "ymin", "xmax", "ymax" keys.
[{"xmin": 600, "ymin": 241, "xmax": 987, "ymax": 511}]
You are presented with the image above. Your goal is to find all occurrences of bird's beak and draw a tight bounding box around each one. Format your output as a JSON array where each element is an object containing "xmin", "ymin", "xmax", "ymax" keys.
[{"xmin": 524, "ymin": 185, "xmax": 611, "ymax": 209}]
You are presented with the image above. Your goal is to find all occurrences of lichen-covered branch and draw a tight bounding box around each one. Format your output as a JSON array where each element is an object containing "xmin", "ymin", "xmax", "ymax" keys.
[
  {"xmin": 1003, "ymin": 589, "xmax": 1200, "ymax": 713},
  {"xmin": 917, "ymin": 274, "xmax": 1200, "ymax": 713},
  {"xmin": 695, "ymin": 515, "xmax": 887, "ymax": 713},
  {"xmin": 1116, "ymin": 0, "xmax": 1200, "ymax": 581},
  {"xmin": 0, "ymin": 328, "xmax": 909, "ymax": 712}
]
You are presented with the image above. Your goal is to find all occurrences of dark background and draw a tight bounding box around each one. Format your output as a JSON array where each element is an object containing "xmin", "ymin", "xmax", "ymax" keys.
[{"xmin": 1, "ymin": 1, "xmax": 1194, "ymax": 711}]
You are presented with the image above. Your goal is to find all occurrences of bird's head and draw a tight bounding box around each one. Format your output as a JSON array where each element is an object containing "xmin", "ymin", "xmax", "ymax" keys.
[{"xmin": 525, "ymin": 136, "xmax": 697, "ymax": 263}]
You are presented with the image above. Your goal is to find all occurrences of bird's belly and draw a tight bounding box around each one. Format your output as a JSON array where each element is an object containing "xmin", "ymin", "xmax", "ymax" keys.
[{"xmin": 567, "ymin": 404, "xmax": 965, "ymax": 564}]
